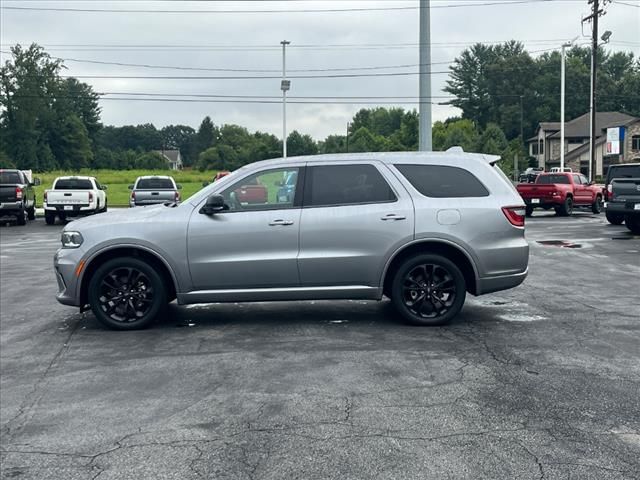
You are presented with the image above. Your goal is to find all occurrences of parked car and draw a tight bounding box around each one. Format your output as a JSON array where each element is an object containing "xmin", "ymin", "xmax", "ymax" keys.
[
  {"xmin": 606, "ymin": 177, "xmax": 640, "ymax": 234},
  {"xmin": 517, "ymin": 172, "xmax": 603, "ymax": 217},
  {"xmin": 603, "ymin": 162, "xmax": 640, "ymax": 225},
  {"xmin": 44, "ymin": 176, "xmax": 107, "ymax": 225},
  {"xmin": 54, "ymin": 149, "xmax": 529, "ymax": 330},
  {"xmin": 518, "ymin": 167, "xmax": 544, "ymax": 184},
  {"xmin": 129, "ymin": 176, "xmax": 181, "ymax": 207},
  {"xmin": 549, "ymin": 167, "xmax": 572, "ymax": 173},
  {"xmin": 0, "ymin": 169, "xmax": 39, "ymax": 225}
]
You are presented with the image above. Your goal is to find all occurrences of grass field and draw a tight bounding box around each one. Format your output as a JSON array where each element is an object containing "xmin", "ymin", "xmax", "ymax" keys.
[{"xmin": 34, "ymin": 169, "xmax": 218, "ymax": 207}]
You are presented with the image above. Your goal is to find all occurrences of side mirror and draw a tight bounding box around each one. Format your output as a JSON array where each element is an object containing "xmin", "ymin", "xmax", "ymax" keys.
[
  {"xmin": 32, "ymin": 177, "xmax": 41, "ymax": 186},
  {"xmin": 176, "ymin": 184, "xmax": 183, "ymax": 190},
  {"xmin": 128, "ymin": 184, "xmax": 134, "ymax": 190},
  {"xmin": 199, "ymin": 194, "xmax": 227, "ymax": 215},
  {"xmin": 102, "ymin": 185, "xmax": 108, "ymax": 191}
]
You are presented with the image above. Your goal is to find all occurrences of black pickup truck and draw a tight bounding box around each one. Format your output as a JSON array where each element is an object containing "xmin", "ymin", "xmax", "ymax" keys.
[
  {"xmin": 604, "ymin": 163, "xmax": 640, "ymax": 225},
  {"xmin": 0, "ymin": 169, "xmax": 38, "ymax": 225},
  {"xmin": 606, "ymin": 177, "xmax": 640, "ymax": 234}
]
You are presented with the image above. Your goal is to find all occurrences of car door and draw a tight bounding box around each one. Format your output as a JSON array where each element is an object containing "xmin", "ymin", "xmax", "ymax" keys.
[
  {"xmin": 572, "ymin": 174, "xmax": 585, "ymax": 204},
  {"xmin": 187, "ymin": 166, "xmax": 303, "ymax": 290},
  {"xmin": 297, "ymin": 161, "xmax": 414, "ymax": 287}
]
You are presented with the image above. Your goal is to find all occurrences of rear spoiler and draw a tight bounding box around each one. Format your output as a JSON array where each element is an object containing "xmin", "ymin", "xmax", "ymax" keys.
[{"xmin": 445, "ymin": 146, "xmax": 501, "ymax": 165}]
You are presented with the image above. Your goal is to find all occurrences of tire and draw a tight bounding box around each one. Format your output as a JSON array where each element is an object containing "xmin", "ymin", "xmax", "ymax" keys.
[
  {"xmin": 45, "ymin": 212, "xmax": 56, "ymax": 225},
  {"xmin": 391, "ymin": 254, "xmax": 466, "ymax": 326},
  {"xmin": 591, "ymin": 195, "xmax": 603, "ymax": 214},
  {"xmin": 27, "ymin": 202, "xmax": 36, "ymax": 220},
  {"xmin": 88, "ymin": 257, "xmax": 167, "ymax": 330},
  {"xmin": 625, "ymin": 215, "xmax": 640, "ymax": 235},
  {"xmin": 606, "ymin": 211, "xmax": 624, "ymax": 225},
  {"xmin": 15, "ymin": 209, "xmax": 26, "ymax": 226},
  {"xmin": 101, "ymin": 200, "xmax": 108, "ymax": 213},
  {"xmin": 525, "ymin": 206, "xmax": 534, "ymax": 217},
  {"xmin": 559, "ymin": 196, "xmax": 573, "ymax": 217}
]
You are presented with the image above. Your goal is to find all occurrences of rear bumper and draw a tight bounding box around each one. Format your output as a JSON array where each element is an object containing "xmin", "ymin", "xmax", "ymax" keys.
[
  {"xmin": 0, "ymin": 201, "xmax": 23, "ymax": 217},
  {"xmin": 476, "ymin": 269, "xmax": 528, "ymax": 295},
  {"xmin": 605, "ymin": 201, "xmax": 640, "ymax": 215},
  {"xmin": 45, "ymin": 204, "xmax": 97, "ymax": 216},
  {"xmin": 522, "ymin": 197, "xmax": 562, "ymax": 207}
]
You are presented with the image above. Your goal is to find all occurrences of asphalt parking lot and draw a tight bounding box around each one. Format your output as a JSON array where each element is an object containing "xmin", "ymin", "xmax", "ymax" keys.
[{"xmin": 1, "ymin": 212, "xmax": 639, "ymax": 479}]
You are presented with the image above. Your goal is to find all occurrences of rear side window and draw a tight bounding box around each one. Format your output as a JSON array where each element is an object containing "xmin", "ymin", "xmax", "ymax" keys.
[
  {"xmin": 304, "ymin": 164, "xmax": 396, "ymax": 207},
  {"xmin": 54, "ymin": 179, "xmax": 93, "ymax": 190},
  {"xmin": 395, "ymin": 164, "xmax": 489, "ymax": 198},
  {"xmin": 537, "ymin": 175, "xmax": 570, "ymax": 185},
  {"xmin": 136, "ymin": 178, "xmax": 175, "ymax": 189},
  {"xmin": 0, "ymin": 171, "xmax": 22, "ymax": 184}
]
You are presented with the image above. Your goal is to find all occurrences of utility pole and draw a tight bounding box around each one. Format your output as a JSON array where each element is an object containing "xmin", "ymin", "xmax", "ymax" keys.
[
  {"xmin": 281, "ymin": 40, "xmax": 291, "ymax": 159},
  {"xmin": 419, "ymin": 0, "xmax": 432, "ymax": 151},
  {"xmin": 583, "ymin": 0, "xmax": 607, "ymax": 180},
  {"xmin": 560, "ymin": 40, "xmax": 574, "ymax": 172},
  {"xmin": 346, "ymin": 122, "xmax": 351, "ymax": 153}
]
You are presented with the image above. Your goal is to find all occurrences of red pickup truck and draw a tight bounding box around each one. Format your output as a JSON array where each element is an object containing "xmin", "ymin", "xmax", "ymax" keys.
[{"xmin": 516, "ymin": 172, "xmax": 603, "ymax": 217}]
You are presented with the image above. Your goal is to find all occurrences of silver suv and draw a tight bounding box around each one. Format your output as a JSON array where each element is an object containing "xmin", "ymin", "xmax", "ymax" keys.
[{"xmin": 54, "ymin": 150, "xmax": 529, "ymax": 330}]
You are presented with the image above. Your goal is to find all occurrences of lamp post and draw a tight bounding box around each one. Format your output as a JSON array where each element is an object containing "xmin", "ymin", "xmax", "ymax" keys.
[
  {"xmin": 418, "ymin": 0, "xmax": 432, "ymax": 151},
  {"xmin": 560, "ymin": 39, "xmax": 575, "ymax": 171},
  {"xmin": 281, "ymin": 40, "xmax": 291, "ymax": 159}
]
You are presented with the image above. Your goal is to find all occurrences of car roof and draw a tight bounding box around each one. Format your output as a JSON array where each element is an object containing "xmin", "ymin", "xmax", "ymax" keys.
[
  {"xmin": 56, "ymin": 176, "xmax": 95, "ymax": 180},
  {"xmin": 136, "ymin": 175, "xmax": 173, "ymax": 180}
]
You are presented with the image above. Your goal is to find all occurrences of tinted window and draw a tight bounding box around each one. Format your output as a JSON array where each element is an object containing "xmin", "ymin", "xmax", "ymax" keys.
[
  {"xmin": 54, "ymin": 179, "xmax": 93, "ymax": 190},
  {"xmin": 136, "ymin": 178, "xmax": 175, "ymax": 189},
  {"xmin": 607, "ymin": 165, "xmax": 640, "ymax": 183},
  {"xmin": 221, "ymin": 168, "xmax": 299, "ymax": 211},
  {"xmin": 304, "ymin": 164, "xmax": 396, "ymax": 207},
  {"xmin": 0, "ymin": 171, "xmax": 22, "ymax": 184},
  {"xmin": 395, "ymin": 164, "xmax": 489, "ymax": 198},
  {"xmin": 537, "ymin": 174, "xmax": 570, "ymax": 185}
]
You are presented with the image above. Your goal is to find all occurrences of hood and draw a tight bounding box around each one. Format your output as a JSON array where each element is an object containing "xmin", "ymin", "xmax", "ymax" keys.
[{"xmin": 63, "ymin": 204, "xmax": 170, "ymax": 231}]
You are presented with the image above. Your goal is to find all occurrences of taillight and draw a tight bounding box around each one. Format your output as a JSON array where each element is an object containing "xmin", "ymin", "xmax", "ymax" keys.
[
  {"xmin": 88, "ymin": 192, "xmax": 94, "ymax": 203},
  {"xmin": 607, "ymin": 184, "xmax": 613, "ymax": 193},
  {"xmin": 502, "ymin": 206, "xmax": 525, "ymax": 228},
  {"xmin": 131, "ymin": 191, "xmax": 136, "ymax": 200},
  {"xmin": 15, "ymin": 187, "xmax": 23, "ymax": 200},
  {"xmin": 175, "ymin": 191, "xmax": 180, "ymax": 201},
  {"xmin": 44, "ymin": 191, "xmax": 48, "ymax": 202}
]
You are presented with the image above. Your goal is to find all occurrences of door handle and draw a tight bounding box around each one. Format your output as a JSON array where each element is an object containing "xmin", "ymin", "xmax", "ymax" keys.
[
  {"xmin": 380, "ymin": 214, "xmax": 406, "ymax": 221},
  {"xmin": 269, "ymin": 219, "xmax": 294, "ymax": 226}
]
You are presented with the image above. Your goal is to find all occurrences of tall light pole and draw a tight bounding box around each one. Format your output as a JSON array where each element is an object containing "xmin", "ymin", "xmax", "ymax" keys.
[
  {"xmin": 419, "ymin": 0, "xmax": 432, "ymax": 151},
  {"xmin": 281, "ymin": 40, "xmax": 291, "ymax": 159},
  {"xmin": 560, "ymin": 39, "xmax": 575, "ymax": 171}
]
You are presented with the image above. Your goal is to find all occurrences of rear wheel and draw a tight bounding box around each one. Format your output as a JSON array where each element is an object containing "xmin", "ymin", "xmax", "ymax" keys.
[
  {"xmin": 391, "ymin": 254, "xmax": 466, "ymax": 326},
  {"xmin": 559, "ymin": 197, "xmax": 573, "ymax": 216},
  {"xmin": 88, "ymin": 257, "xmax": 167, "ymax": 330},
  {"xmin": 44, "ymin": 212, "xmax": 56, "ymax": 225},
  {"xmin": 606, "ymin": 211, "xmax": 624, "ymax": 225},
  {"xmin": 625, "ymin": 215, "xmax": 640, "ymax": 235},
  {"xmin": 15, "ymin": 209, "xmax": 26, "ymax": 226},
  {"xmin": 591, "ymin": 195, "xmax": 603, "ymax": 214}
]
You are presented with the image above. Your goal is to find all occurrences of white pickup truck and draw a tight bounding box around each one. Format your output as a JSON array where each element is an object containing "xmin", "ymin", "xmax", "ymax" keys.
[{"xmin": 44, "ymin": 176, "xmax": 107, "ymax": 225}]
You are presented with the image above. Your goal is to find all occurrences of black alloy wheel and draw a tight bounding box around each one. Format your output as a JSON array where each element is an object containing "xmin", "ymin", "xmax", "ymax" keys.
[
  {"xmin": 88, "ymin": 257, "xmax": 166, "ymax": 330},
  {"xmin": 392, "ymin": 254, "xmax": 466, "ymax": 326}
]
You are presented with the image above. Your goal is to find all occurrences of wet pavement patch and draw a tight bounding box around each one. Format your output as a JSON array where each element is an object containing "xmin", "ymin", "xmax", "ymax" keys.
[{"xmin": 537, "ymin": 240, "xmax": 582, "ymax": 248}]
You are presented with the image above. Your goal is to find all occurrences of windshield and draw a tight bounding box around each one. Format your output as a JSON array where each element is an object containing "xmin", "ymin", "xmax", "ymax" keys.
[
  {"xmin": 136, "ymin": 178, "xmax": 175, "ymax": 189},
  {"xmin": 0, "ymin": 171, "xmax": 22, "ymax": 184},
  {"xmin": 54, "ymin": 178, "xmax": 93, "ymax": 189},
  {"xmin": 537, "ymin": 174, "xmax": 570, "ymax": 185}
]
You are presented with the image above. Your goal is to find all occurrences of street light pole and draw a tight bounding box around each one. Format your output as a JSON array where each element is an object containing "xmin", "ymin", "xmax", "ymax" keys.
[
  {"xmin": 418, "ymin": 0, "xmax": 432, "ymax": 151},
  {"xmin": 281, "ymin": 40, "xmax": 291, "ymax": 159},
  {"xmin": 560, "ymin": 40, "xmax": 573, "ymax": 172}
]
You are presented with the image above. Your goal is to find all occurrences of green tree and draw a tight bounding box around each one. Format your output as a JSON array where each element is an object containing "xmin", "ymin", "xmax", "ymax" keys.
[
  {"xmin": 195, "ymin": 116, "xmax": 218, "ymax": 156},
  {"xmin": 287, "ymin": 130, "xmax": 318, "ymax": 156},
  {"xmin": 135, "ymin": 151, "xmax": 169, "ymax": 169},
  {"xmin": 53, "ymin": 114, "xmax": 93, "ymax": 169}
]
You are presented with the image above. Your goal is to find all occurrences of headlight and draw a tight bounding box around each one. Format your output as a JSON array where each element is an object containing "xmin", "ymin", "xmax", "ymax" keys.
[{"xmin": 61, "ymin": 231, "xmax": 84, "ymax": 248}]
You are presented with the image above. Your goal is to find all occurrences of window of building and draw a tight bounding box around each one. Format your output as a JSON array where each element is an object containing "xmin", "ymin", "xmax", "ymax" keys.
[
  {"xmin": 531, "ymin": 143, "xmax": 539, "ymax": 156},
  {"xmin": 632, "ymin": 135, "xmax": 640, "ymax": 151},
  {"xmin": 303, "ymin": 164, "xmax": 396, "ymax": 207},
  {"xmin": 539, "ymin": 140, "xmax": 544, "ymax": 155},
  {"xmin": 395, "ymin": 164, "xmax": 490, "ymax": 198}
]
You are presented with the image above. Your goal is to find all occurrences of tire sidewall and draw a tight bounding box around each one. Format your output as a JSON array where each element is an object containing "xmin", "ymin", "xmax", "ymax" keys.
[
  {"xmin": 88, "ymin": 257, "xmax": 166, "ymax": 330},
  {"xmin": 591, "ymin": 196, "xmax": 602, "ymax": 214},
  {"xmin": 391, "ymin": 254, "xmax": 467, "ymax": 326}
]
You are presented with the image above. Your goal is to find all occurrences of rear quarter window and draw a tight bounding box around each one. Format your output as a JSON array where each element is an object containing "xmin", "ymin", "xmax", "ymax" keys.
[{"xmin": 394, "ymin": 164, "xmax": 489, "ymax": 198}]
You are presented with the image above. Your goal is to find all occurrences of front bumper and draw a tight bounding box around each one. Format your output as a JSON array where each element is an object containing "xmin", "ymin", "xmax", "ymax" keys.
[
  {"xmin": 605, "ymin": 201, "xmax": 640, "ymax": 215},
  {"xmin": 54, "ymin": 248, "xmax": 84, "ymax": 307}
]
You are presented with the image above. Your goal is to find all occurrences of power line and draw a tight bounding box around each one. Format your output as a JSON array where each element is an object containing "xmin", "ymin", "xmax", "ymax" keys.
[{"xmin": 0, "ymin": 0, "xmax": 581, "ymax": 14}]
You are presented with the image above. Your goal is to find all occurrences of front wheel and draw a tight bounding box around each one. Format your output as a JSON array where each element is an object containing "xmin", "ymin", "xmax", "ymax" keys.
[
  {"xmin": 591, "ymin": 195, "xmax": 602, "ymax": 214},
  {"xmin": 391, "ymin": 254, "xmax": 466, "ymax": 326},
  {"xmin": 88, "ymin": 257, "xmax": 167, "ymax": 330},
  {"xmin": 625, "ymin": 215, "xmax": 640, "ymax": 235},
  {"xmin": 27, "ymin": 203, "xmax": 36, "ymax": 220},
  {"xmin": 606, "ymin": 211, "xmax": 624, "ymax": 225}
]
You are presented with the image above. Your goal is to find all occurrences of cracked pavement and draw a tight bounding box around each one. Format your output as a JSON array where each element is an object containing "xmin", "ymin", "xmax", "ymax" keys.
[{"xmin": 1, "ymin": 212, "xmax": 639, "ymax": 479}]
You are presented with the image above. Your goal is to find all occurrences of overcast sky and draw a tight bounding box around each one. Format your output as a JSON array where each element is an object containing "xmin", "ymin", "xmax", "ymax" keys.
[{"xmin": 1, "ymin": 0, "xmax": 638, "ymax": 140}]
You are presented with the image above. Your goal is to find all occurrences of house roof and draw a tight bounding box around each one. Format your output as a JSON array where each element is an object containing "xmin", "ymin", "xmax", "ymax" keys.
[
  {"xmin": 154, "ymin": 149, "xmax": 182, "ymax": 163},
  {"xmin": 565, "ymin": 135, "xmax": 606, "ymax": 161},
  {"xmin": 548, "ymin": 112, "xmax": 638, "ymax": 139}
]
